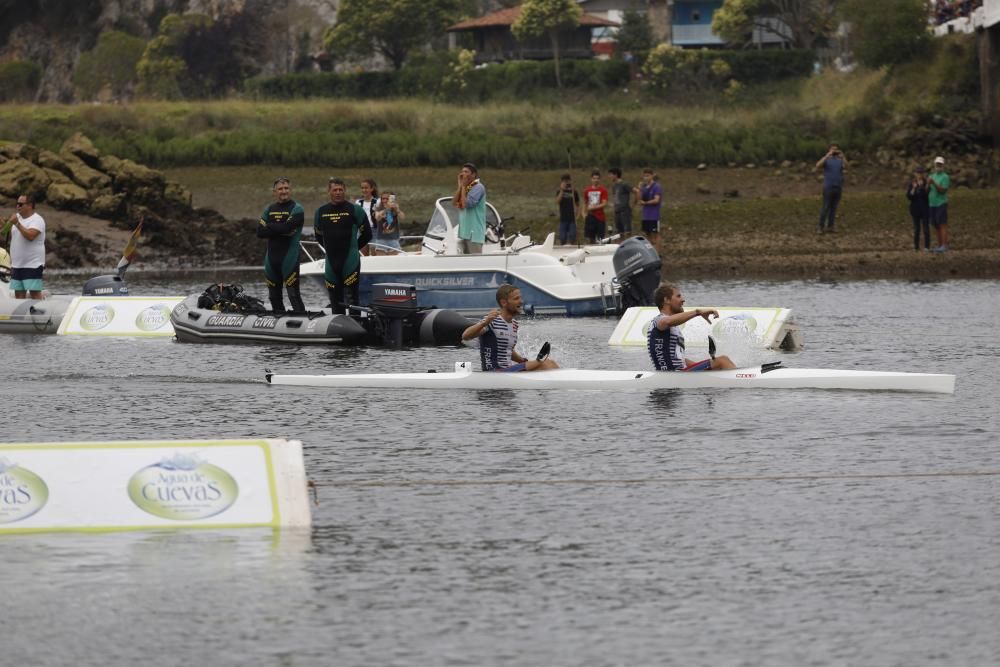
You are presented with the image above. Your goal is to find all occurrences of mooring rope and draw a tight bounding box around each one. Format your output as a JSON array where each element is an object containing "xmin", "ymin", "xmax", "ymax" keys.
[{"xmin": 315, "ymin": 469, "xmax": 1000, "ymax": 489}]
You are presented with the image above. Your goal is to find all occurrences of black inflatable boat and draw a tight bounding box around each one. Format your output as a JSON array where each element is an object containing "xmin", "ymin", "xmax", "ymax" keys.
[{"xmin": 170, "ymin": 283, "xmax": 471, "ymax": 348}]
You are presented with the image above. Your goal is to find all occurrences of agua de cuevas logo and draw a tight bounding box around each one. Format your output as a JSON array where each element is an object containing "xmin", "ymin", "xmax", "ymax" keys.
[
  {"xmin": 128, "ymin": 453, "xmax": 239, "ymax": 520},
  {"xmin": 0, "ymin": 458, "xmax": 49, "ymax": 524}
]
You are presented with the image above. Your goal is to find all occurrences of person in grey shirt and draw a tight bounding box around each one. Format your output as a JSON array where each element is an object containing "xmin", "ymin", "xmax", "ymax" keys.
[{"xmin": 815, "ymin": 143, "xmax": 847, "ymax": 233}]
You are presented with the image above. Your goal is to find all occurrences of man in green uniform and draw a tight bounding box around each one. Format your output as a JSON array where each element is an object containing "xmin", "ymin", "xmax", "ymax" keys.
[
  {"xmin": 256, "ymin": 177, "xmax": 305, "ymax": 312},
  {"xmin": 314, "ymin": 177, "xmax": 372, "ymax": 313}
]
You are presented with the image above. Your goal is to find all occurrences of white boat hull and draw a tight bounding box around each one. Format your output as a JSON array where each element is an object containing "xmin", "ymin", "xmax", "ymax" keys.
[{"xmin": 266, "ymin": 363, "xmax": 955, "ymax": 394}]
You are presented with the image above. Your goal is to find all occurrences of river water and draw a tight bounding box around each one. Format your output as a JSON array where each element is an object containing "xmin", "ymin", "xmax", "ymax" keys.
[{"xmin": 3, "ymin": 274, "xmax": 998, "ymax": 666}]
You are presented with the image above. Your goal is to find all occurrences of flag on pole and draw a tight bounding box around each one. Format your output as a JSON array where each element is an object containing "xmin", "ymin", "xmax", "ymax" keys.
[{"xmin": 116, "ymin": 217, "xmax": 144, "ymax": 278}]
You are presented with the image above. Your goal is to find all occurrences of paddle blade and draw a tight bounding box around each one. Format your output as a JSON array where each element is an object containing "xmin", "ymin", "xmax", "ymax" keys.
[
  {"xmin": 536, "ymin": 341, "xmax": 551, "ymax": 361},
  {"xmin": 708, "ymin": 335, "xmax": 716, "ymax": 359},
  {"xmin": 116, "ymin": 217, "xmax": 144, "ymax": 277}
]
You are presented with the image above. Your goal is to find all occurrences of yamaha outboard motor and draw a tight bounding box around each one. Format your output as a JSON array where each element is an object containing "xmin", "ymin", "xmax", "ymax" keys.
[
  {"xmin": 370, "ymin": 283, "xmax": 420, "ymax": 349},
  {"xmin": 82, "ymin": 274, "xmax": 129, "ymax": 296},
  {"xmin": 612, "ymin": 236, "xmax": 662, "ymax": 310}
]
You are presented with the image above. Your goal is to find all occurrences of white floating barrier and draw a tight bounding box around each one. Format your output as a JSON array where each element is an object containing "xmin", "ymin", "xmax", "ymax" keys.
[
  {"xmin": 608, "ymin": 306, "xmax": 802, "ymax": 350},
  {"xmin": 0, "ymin": 438, "xmax": 311, "ymax": 534},
  {"xmin": 57, "ymin": 296, "xmax": 184, "ymax": 337}
]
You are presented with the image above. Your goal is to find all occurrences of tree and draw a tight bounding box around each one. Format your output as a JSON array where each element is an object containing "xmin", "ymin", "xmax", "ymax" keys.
[
  {"xmin": 73, "ymin": 30, "xmax": 146, "ymax": 101},
  {"xmin": 712, "ymin": 0, "xmax": 838, "ymax": 50},
  {"xmin": 615, "ymin": 9, "xmax": 655, "ymax": 56},
  {"xmin": 840, "ymin": 0, "xmax": 929, "ymax": 67},
  {"xmin": 137, "ymin": 12, "xmax": 264, "ymax": 99},
  {"xmin": 325, "ymin": 0, "xmax": 465, "ymax": 71},
  {"xmin": 511, "ymin": 0, "xmax": 582, "ymax": 89}
]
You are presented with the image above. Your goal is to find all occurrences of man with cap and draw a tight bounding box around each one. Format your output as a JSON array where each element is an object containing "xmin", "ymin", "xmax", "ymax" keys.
[{"xmin": 928, "ymin": 156, "xmax": 951, "ymax": 252}]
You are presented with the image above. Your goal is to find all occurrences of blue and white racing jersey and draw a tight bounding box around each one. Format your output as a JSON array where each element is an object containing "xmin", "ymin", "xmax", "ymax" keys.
[
  {"xmin": 479, "ymin": 317, "xmax": 519, "ymax": 371},
  {"xmin": 647, "ymin": 313, "xmax": 685, "ymax": 371}
]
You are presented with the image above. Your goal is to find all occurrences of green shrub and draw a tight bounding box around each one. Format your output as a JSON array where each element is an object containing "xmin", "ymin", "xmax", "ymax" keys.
[
  {"xmin": 0, "ymin": 61, "xmax": 42, "ymax": 102},
  {"xmin": 73, "ymin": 30, "xmax": 147, "ymax": 101}
]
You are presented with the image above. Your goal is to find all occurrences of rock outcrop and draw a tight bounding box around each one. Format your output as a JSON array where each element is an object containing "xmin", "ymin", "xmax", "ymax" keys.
[{"xmin": 0, "ymin": 133, "xmax": 234, "ymax": 267}]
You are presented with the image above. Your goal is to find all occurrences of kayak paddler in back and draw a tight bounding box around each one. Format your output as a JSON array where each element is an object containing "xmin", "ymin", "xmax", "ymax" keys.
[
  {"xmin": 648, "ymin": 283, "xmax": 736, "ymax": 371},
  {"xmin": 463, "ymin": 283, "xmax": 559, "ymax": 372},
  {"xmin": 314, "ymin": 177, "xmax": 372, "ymax": 314},
  {"xmin": 256, "ymin": 177, "xmax": 306, "ymax": 313}
]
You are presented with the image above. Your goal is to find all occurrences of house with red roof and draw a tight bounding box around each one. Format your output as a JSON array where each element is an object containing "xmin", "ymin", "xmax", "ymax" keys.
[{"xmin": 447, "ymin": 5, "xmax": 619, "ymax": 63}]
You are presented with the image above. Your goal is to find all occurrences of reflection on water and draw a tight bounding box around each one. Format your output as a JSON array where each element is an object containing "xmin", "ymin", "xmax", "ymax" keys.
[{"xmin": 4, "ymin": 277, "xmax": 1000, "ymax": 666}]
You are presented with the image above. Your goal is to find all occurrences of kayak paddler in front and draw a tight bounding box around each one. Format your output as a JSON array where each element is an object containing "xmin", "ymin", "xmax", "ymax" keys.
[
  {"xmin": 314, "ymin": 177, "xmax": 372, "ymax": 314},
  {"xmin": 463, "ymin": 283, "xmax": 559, "ymax": 372},
  {"xmin": 648, "ymin": 283, "xmax": 737, "ymax": 371},
  {"xmin": 256, "ymin": 177, "xmax": 306, "ymax": 312}
]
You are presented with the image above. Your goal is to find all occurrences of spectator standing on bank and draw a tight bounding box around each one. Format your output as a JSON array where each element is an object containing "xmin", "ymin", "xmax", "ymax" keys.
[
  {"xmin": 555, "ymin": 173, "xmax": 580, "ymax": 246},
  {"xmin": 636, "ymin": 168, "xmax": 663, "ymax": 250},
  {"xmin": 454, "ymin": 162, "xmax": 486, "ymax": 254},
  {"xmin": 906, "ymin": 166, "xmax": 931, "ymax": 251},
  {"xmin": 582, "ymin": 169, "xmax": 608, "ymax": 244},
  {"xmin": 608, "ymin": 167, "xmax": 635, "ymax": 239},
  {"xmin": 4, "ymin": 194, "xmax": 46, "ymax": 299},
  {"xmin": 815, "ymin": 143, "xmax": 847, "ymax": 234},
  {"xmin": 928, "ymin": 156, "xmax": 951, "ymax": 252}
]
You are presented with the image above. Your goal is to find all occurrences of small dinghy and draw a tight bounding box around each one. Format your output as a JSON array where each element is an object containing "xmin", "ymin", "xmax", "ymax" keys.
[
  {"xmin": 172, "ymin": 283, "xmax": 471, "ymax": 348},
  {"xmin": 265, "ymin": 361, "xmax": 955, "ymax": 394}
]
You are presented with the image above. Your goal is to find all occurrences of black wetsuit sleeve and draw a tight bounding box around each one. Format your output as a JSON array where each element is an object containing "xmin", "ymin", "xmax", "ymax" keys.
[
  {"xmin": 357, "ymin": 206, "xmax": 372, "ymax": 249},
  {"xmin": 257, "ymin": 204, "xmax": 304, "ymax": 238},
  {"xmin": 314, "ymin": 206, "xmax": 324, "ymax": 246}
]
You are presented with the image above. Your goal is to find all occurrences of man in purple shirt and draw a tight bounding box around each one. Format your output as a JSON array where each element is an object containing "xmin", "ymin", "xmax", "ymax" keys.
[{"xmin": 636, "ymin": 168, "xmax": 663, "ymax": 252}]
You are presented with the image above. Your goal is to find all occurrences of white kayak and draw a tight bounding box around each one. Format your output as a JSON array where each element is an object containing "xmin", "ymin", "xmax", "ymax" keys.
[{"xmin": 266, "ymin": 362, "xmax": 955, "ymax": 394}]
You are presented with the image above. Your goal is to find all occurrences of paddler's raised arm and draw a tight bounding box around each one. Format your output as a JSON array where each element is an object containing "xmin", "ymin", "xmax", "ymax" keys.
[
  {"xmin": 654, "ymin": 308, "xmax": 719, "ymax": 330},
  {"xmin": 462, "ymin": 309, "xmax": 499, "ymax": 340}
]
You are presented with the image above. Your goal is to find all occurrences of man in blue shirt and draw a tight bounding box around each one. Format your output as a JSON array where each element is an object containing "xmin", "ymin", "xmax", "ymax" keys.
[{"xmin": 814, "ymin": 143, "xmax": 847, "ymax": 234}]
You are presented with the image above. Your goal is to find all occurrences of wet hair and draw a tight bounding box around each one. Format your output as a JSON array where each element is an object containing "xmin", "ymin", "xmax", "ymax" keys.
[
  {"xmin": 495, "ymin": 283, "xmax": 519, "ymax": 306},
  {"xmin": 273, "ymin": 177, "xmax": 290, "ymax": 188},
  {"xmin": 462, "ymin": 162, "xmax": 478, "ymax": 176},
  {"xmin": 653, "ymin": 283, "xmax": 678, "ymax": 309},
  {"xmin": 328, "ymin": 177, "xmax": 346, "ymax": 188},
  {"xmin": 609, "ymin": 167, "xmax": 622, "ymax": 178},
  {"xmin": 362, "ymin": 178, "xmax": 378, "ymax": 198}
]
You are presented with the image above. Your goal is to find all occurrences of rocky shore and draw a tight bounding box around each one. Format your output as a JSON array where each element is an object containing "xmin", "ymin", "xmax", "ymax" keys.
[{"xmin": 0, "ymin": 134, "xmax": 248, "ymax": 268}]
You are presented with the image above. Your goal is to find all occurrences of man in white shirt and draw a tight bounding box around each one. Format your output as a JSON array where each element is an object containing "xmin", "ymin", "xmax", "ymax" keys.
[{"xmin": 4, "ymin": 194, "xmax": 46, "ymax": 299}]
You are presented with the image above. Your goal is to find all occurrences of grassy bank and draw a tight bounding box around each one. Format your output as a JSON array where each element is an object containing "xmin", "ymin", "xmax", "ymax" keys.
[{"xmin": 0, "ymin": 65, "xmax": 959, "ymax": 170}]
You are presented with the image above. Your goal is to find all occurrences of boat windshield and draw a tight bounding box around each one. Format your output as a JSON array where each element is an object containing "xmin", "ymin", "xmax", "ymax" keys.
[
  {"xmin": 426, "ymin": 198, "xmax": 501, "ymax": 239},
  {"xmin": 427, "ymin": 200, "xmax": 459, "ymax": 238}
]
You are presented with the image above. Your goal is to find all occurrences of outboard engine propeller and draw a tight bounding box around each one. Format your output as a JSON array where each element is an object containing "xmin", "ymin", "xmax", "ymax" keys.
[
  {"xmin": 370, "ymin": 283, "xmax": 419, "ymax": 349},
  {"xmin": 612, "ymin": 236, "xmax": 662, "ymax": 310},
  {"xmin": 82, "ymin": 274, "xmax": 130, "ymax": 296}
]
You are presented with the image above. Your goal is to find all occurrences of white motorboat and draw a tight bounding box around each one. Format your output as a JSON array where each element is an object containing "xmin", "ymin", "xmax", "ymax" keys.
[
  {"xmin": 0, "ymin": 252, "xmax": 73, "ymax": 334},
  {"xmin": 299, "ymin": 197, "xmax": 624, "ymax": 316},
  {"xmin": 265, "ymin": 361, "xmax": 956, "ymax": 394}
]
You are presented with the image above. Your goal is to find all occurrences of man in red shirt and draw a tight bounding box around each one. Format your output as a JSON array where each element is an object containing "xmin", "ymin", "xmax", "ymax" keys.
[{"xmin": 582, "ymin": 169, "xmax": 609, "ymax": 244}]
